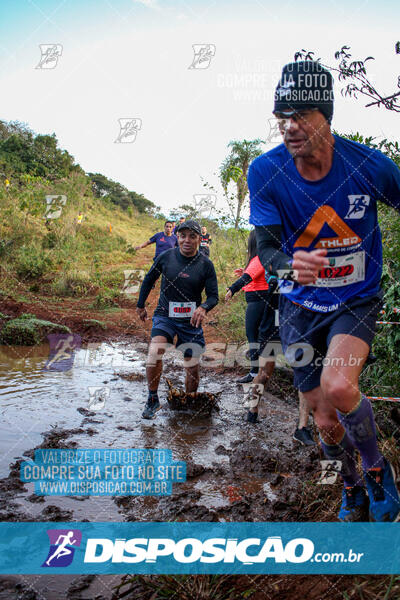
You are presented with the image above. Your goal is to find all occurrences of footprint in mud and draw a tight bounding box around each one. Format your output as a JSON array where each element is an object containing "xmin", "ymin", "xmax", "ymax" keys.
[
  {"xmin": 26, "ymin": 494, "xmax": 44, "ymax": 504},
  {"xmin": 85, "ymin": 428, "xmax": 98, "ymax": 436},
  {"xmin": 77, "ymin": 407, "xmax": 96, "ymax": 417}
]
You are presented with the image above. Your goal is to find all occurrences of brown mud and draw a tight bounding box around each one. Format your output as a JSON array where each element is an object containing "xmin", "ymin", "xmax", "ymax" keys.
[
  {"xmin": 0, "ymin": 278, "xmax": 233, "ymax": 347},
  {"xmin": 0, "ymin": 334, "xmax": 398, "ymax": 598}
]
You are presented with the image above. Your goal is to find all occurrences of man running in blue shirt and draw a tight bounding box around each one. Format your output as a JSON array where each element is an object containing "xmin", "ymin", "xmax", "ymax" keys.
[
  {"xmin": 135, "ymin": 221, "xmax": 177, "ymax": 260},
  {"xmin": 249, "ymin": 60, "xmax": 400, "ymax": 522}
]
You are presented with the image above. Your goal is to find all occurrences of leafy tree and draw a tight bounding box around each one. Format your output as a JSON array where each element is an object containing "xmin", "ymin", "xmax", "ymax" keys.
[
  {"xmin": 0, "ymin": 121, "xmax": 82, "ymax": 179},
  {"xmin": 170, "ymin": 204, "xmax": 199, "ymax": 220},
  {"xmin": 0, "ymin": 120, "xmax": 33, "ymax": 143},
  {"xmin": 295, "ymin": 46, "xmax": 400, "ymax": 112},
  {"xmin": 0, "ymin": 118, "xmax": 155, "ymax": 215},
  {"xmin": 127, "ymin": 190, "xmax": 156, "ymax": 214},
  {"xmin": 88, "ymin": 172, "xmax": 155, "ymax": 214},
  {"xmin": 335, "ymin": 131, "xmax": 400, "ymax": 167},
  {"xmin": 219, "ymin": 139, "xmax": 264, "ymax": 229}
]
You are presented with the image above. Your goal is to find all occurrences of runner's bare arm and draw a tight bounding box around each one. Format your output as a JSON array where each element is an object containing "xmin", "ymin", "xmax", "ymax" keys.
[{"xmin": 134, "ymin": 239, "xmax": 153, "ymax": 251}]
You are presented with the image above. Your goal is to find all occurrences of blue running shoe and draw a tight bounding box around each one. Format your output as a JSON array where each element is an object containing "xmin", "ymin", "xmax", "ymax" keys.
[
  {"xmin": 338, "ymin": 486, "xmax": 369, "ymax": 522},
  {"xmin": 142, "ymin": 397, "xmax": 161, "ymax": 420},
  {"xmin": 365, "ymin": 460, "xmax": 400, "ymax": 522}
]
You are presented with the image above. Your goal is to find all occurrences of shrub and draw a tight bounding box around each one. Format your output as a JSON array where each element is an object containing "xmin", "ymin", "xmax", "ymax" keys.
[
  {"xmin": 0, "ymin": 315, "xmax": 70, "ymax": 345},
  {"xmin": 15, "ymin": 246, "xmax": 52, "ymax": 279},
  {"xmin": 0, "ymin": 239, "xmax": 13, "ymax": 257},
  {"xmin": 42, "ymin": 231, "xmax": 58, "ymax": 249},
  {"xmin": 52, "ymin": 269, "xmax": 94, "ymax": 297},
  {"xmin": 89, "ymin": 288, "xmax": 119, "ymax": 308}
]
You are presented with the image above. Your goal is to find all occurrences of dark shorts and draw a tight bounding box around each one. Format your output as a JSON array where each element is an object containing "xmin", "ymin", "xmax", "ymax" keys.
[
  {"xmin": 279, "ymin": 293, "xmax": 383, "ymax": 392},
  {"xmin": 151, "ymin": 315, "xmax": 205, "ymax": 358},
  {"xmin": 258, "ymin": 290, "xmax": 280, "ymax": 353}
]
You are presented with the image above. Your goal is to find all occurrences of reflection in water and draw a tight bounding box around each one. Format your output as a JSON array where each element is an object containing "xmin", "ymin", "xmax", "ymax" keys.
[
  {"xmin": 0, "ymin": 341, "xmax": 276, "ymax": 520},
  {"xmin": 0, "ymin": 343, "xmax": 229, "ymax": 488}
]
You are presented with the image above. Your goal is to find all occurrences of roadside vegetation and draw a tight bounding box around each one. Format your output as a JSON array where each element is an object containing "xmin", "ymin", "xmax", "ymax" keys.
[{"xmin": 0, "ymin": 120, "xmax": 400, "ymax": 399}]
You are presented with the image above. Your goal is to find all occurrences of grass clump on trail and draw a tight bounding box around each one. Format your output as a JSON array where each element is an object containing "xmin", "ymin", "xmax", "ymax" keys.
[{"xmin": 0, "ymin": 313, "xmax": 70, "ymax": 345}]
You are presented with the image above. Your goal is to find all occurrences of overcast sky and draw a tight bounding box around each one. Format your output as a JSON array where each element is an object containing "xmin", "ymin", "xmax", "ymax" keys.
[{"xmin": 1, "ymin": 0, "xmax": 400, "ymax": 219}]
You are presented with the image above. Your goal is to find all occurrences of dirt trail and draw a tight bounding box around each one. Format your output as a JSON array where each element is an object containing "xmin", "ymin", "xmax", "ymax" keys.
[{"xmin": 1, "ymin": 326, "xmax": 391, "ymax": 599}]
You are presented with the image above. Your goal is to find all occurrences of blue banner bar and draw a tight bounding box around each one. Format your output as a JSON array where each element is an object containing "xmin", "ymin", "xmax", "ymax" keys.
[{"xmin": 1, "ymin": 522, "xmax": 400, "ymax": 574}]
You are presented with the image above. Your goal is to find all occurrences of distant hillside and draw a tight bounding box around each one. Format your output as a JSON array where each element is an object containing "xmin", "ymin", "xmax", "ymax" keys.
[
  {"xmin": 0, "ymin": 119, "xmax": 157, "ymax": 215},
  {"xmin": 0, "ymin": 119, "xmax": 248, "ymax": 318}
]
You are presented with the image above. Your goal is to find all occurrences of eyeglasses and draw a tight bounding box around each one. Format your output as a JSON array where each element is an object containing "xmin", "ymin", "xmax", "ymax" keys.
[{"xmin": 274, "ymin": 108, "xmax": 319, "ymax": 125}]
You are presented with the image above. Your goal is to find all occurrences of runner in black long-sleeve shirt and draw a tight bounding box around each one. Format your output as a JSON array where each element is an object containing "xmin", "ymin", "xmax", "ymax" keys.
[{"xmin": 136, "ymin": 220, "xmax": 218, "ymax": 419}]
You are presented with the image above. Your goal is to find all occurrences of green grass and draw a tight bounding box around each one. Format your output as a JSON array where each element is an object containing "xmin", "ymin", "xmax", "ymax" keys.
[
  {"xmin": 0, "ymin": 314, "xmax": 70, "ymax": 345},
  {"xmin": 2, "ymin": 172, "xmax": 400, "ymax": 395}
]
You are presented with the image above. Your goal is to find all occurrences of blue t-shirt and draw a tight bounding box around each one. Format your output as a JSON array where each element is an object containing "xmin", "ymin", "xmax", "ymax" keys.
[
  {"xmin": 249, "ymin": 135, "xmax": 400, "ymax": 312},
  {"xmin": 149, "ymin": 232, "xmax": 178, "ymax": 257}
]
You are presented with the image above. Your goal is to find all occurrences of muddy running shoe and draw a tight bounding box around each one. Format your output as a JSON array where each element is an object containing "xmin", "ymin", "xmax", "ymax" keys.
[
  {"xmin": 237, "ymin": 372, "xmax": 256, "ymax": 384},
  {"xmin": 142, "ymin": 397, "xmax": 161, "ymax": 420},
  {"xmin": 338, "ymin": 486, "xmax": 369, "ymax": 522},
  {"xmin": 246, "ymin": 410, "xmax": 259, "ymax": 424},
  {"xmin": 293, "ymin": 426, "xmax": 316, "ymax": 446},
  {"xmin": 365, "ymin": 460, "xmax": 400, "ymax": 522},
  {"xmin": 243, "ymin": 384, "xmax": 263, "ymax": 410}
]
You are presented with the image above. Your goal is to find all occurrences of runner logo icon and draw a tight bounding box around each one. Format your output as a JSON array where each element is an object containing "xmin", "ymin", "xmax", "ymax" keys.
[
  {"xmin": 88, "ymin": 386, "xmax": 110, "ymax": 411},
  {"xmin": 44, "ymin": 194, "xmax": 67, "ymax": 220},
  {"xmin": 345, "ymin": 195, "xmax": 370, "ymax": 219},
  {"xmin": 188, "ymin": 44, "xmax": 216, "ymax": 70},
  {"xmin": 36, "ymin": 44, "xmax": 63, "ymax": 69},
  {"xmin": 42, "ymin": 529, "xmax": 82, "ymax": 567},
  {"xmin": 114, "ymin": 118, "xmax": 142, "ymax": 143},
  {"xmin": 44, "ymin": 333, "xmax": 81, "ymax": 372}
]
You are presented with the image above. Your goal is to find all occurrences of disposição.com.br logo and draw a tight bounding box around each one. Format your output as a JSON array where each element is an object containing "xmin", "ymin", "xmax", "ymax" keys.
[{"xmin": 42, "ymin": 529, "xmax": 82, "ymax": 567}]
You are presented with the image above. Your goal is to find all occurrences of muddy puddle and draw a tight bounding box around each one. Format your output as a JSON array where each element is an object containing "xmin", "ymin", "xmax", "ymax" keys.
[{"xmin": 0, "ymin": 341, "xmax": 325, "ymax": 599}]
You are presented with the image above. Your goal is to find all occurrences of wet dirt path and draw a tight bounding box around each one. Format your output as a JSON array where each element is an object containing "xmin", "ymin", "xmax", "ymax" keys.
[{"xmin": 0, "ymin": 341, "xmax": 329, "ymax": 599}]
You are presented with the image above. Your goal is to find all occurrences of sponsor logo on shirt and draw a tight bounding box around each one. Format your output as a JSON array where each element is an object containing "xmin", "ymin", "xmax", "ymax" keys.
[
  {"xmin": 345, "ymin": 195, "xmax": 370, "ymax": 219},
  {"xmin": 294, "ymin": 206, "xmax": 361, "ymax": 249}
]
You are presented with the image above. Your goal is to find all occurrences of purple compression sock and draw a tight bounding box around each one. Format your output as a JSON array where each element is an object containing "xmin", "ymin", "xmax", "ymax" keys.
[
  {"xmin": 337, "ymin": 394, "xmax": 384, "ymax": 471},
  {"xmin": 319, "ymin": 432, "xmax": 361, "ymax": 487}
]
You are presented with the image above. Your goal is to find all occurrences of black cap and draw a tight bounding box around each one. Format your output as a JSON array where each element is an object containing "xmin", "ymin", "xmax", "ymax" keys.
[
  {"xmin": 176, "ymin": 219, "xmax": 201, "ymax": 235},
  {"xmin": 274, "ymin": 61, "xmax": 334, "ymax": 124}
]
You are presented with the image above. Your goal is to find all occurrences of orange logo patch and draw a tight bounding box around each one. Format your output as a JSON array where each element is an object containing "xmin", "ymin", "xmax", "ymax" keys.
[{"xmin": 294, "ymin": 206, "xmax": 361, "ymax": 249}]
